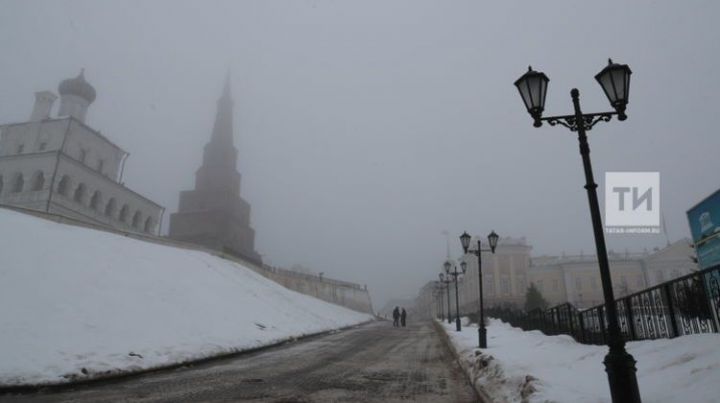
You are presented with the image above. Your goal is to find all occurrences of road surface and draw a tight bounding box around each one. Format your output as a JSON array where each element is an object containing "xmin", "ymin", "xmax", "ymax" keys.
[{"xmin": 2, "ymin": 321, "xmax": 479, "ymax": 402}]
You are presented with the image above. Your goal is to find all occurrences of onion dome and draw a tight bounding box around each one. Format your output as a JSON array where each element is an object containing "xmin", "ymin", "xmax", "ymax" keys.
[{"xmin": 58, "ymin": 69, "xmax": 96, "ymax": 103}]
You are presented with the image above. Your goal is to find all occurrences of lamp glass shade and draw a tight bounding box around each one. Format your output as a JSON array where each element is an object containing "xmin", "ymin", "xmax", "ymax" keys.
[
  {"xmin": 488, "ymin": 230, "xmax": 499, "ymax": 253},
  {"xmin": 595, "ymin": 59, "xmax": 632, "ymax": 112},
  {"xmin": 460, "ymin": 231, "xmax": 471, "ymax": 253},
  {"xmin": 460, "ymin": 261, "xmax": 467, "ymax": 274},
  {"xmin": 514, "ymin": 66, "xmax": 549, "ymax": 116},
  {"xmin": 439, "ymin": 273, "xmax": 445, "ymax": 281},
  {"xmin": 443, "ymin": 261, "xmax": 451, "ymax": 274}
]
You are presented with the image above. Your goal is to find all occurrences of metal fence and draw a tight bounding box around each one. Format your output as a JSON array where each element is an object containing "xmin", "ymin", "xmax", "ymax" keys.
[{"xmin": 487, "ymin": 265, "xmax": 720, "ymax": 344}]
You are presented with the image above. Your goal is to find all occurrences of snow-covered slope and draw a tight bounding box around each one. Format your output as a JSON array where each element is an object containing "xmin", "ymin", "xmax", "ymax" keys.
[
  {"xmin": 0, "ymin": 208, "xmax": 373, "ymax": 387},
  {"xmin": 443, "ymin": 318, "xmax": 720, "ymax": 403}
]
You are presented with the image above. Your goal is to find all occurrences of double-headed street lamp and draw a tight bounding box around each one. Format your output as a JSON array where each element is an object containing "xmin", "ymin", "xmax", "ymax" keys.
[
  {"xmin": 514, "ymin": 59, "xmax": 641, "ymax": 403},
  {"xmin": 459, "ymin": 230, "xmax": 499, "ymax": 349},
  {"xmin": 438, "ymin": 272, "xmax": 453, "ymax": 325},
  {"xmin": 443, "ymin": 260, "xmax": 466, "ymax": 331}
]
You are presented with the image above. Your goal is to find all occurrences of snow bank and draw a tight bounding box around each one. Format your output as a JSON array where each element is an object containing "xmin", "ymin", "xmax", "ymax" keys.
[
  {"xmin": 441, "ymin": 318, "xmax": 720, "ymax": 403},
  {"xmin": 0, "ymin": 208, "xmax": 373, "ymax": 386}
]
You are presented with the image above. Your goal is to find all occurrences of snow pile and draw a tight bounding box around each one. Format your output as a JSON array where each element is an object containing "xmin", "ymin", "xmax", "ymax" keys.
[
  {"xmin": 0, "ymin": 208, "xmax": 373, "ymax": 387},
  {"xmin": 442, "ymin": 318, "xmax": 720, "ymax": 403}
]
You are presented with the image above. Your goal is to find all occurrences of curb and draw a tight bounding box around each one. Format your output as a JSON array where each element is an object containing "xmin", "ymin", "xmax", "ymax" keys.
[
  {"xmin": 432, "ymin": 320, "xmax": 493, "ymax": 403},
  {"xmin": 0, "ymin": 319, "xmax": 375, "ymax": 395}
]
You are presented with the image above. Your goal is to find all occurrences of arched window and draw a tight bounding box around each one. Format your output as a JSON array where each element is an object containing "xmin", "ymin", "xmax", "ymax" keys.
[
  {"xmin": 12, "ymin": 173, "xmax": 24, "ymax": 193},
  {"xmin": 73, "ymin": 183, "xmax": 86, "ymax": 204},
  {"xmin": 89, "ymin": 191, "xmax": 102, "ymax": 210},
  {"xmin": 119, "ymin": 204, "xmax": 129, "ymax": 223},
  {"xmin": 132, "ymin": 211, "xmax": 142, "ymax": 228},
  {"xmin": 57, "ymin": 175, "xmax": 70, "ymax": 196},
  {"xmin": 105, "ymin": 198, "xmax": 116, "ymax": 217},
  {"xmin": 144, "ymin": 216, "xmax": 154, "ymax": 233},
  {"xmin": 31, "ymin": 171, "xmax": 45, "ymax": 191}
]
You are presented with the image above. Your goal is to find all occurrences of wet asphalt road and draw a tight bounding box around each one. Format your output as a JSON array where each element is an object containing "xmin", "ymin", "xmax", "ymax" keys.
[{"xmin": 1, "ymin": 321, "xmax": 479, "ymax": 403}]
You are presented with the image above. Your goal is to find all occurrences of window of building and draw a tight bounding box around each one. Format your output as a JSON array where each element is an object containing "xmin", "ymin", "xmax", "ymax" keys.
[
  {"xmin": 501, "ymin": 277, "xmax": 510, "ymax": 294},
  {"xmin": 12, "ymin": 173, "xmax": 24, "ymax": 192},
  {"xmin": 537, "ymin": 280, "xmax": 544, "ymax": 292},
  {"xmin": 57, "ymin": 175, "xmax": 70, "ymax": 196},
  {"xmin": 132, "ymin": 211, "xmax": 141, "ymax": 228},
  {"xmin": 144, "ymin": 217, "xmax": 154, "ymax": 233},
  {"xmin": 38, "ymin": 142, "xmax": 47, "ymax": 151},
  {"xmin": 30, "ymin": 171, "xmax": 44, "ymax": 191},
  {"xmin": 17, "ymin": 144, "xmax": 24, "ymax": 154},
  {"xmin": 119, "ymin": 204, "xmax": 129, "ymax": 222},
  {"xmin": 79, "ymin": 148, "xmax": 87, "ymax": 163},
  {"xmin": 89, "ymin": 191, "xmax": 101, "ymax": 210},
  {"xmin": 499, "ymin": 256, "xmax": 511, "ymax": 272},
  {"xmin": 486, "ymin": 275, "xmax": 495, "ymax": 296},
  {"xmin": 516, "ymin": 274, "xmax": 527, "ymax": 292},
  {"xmin": 73, "ymin": 183, "xmax": 86, "ymax": 204},
  {"xmin": 105, "ymin": 198, "xmax": 116, "ymax": 217}
]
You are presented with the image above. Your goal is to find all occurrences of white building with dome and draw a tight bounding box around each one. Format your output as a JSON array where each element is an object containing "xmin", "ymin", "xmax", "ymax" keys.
[{"xmin": 0, "ymin": 70, "xmax": 164, "ymax": 234}]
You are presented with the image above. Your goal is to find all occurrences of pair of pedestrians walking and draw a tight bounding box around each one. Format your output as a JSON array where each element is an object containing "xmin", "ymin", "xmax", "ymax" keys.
[{"xmin": 392, "ymin": 306, "xmax": 407, "ymax": 327}]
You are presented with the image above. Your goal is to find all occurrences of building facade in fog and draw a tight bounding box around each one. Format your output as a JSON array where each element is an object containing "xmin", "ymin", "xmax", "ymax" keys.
[
  {"xmin": 528, "ymin": 240, "xmax": 697, "ymax": 309},
  {"xmin": 169, "ymin": 77, "xmax": 262, "ymax": 265},
  {"xmin": 419, "ymin": 238, "xmax": 697, "ymax": 313},
  {"xmin": 457, "ymin": 236, "xmax": 533, "ymax": 312},
  {"xmin": 0, "ymin": 70, "xmax": 163, "ymax": 234}
]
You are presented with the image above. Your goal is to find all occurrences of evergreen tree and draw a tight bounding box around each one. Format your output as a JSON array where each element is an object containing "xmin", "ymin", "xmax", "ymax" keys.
[{"xmin": 524, "ymin": 282, "xmax": 549, "ymax": 312}]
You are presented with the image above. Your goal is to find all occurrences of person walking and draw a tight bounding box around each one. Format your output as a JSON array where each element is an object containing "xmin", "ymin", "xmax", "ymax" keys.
[
  {"xmin": 400, "ymin": 308, "xmax": 407, "ymax": 327},
  {"xmin": 392, "ymin": 306, "xmax": 400, "ymax": 327}
]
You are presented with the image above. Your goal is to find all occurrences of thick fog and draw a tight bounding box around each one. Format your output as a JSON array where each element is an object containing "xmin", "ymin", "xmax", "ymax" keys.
[{"xmin": 1, "ymin": 1, "xmax": 719, "ymax": 309}]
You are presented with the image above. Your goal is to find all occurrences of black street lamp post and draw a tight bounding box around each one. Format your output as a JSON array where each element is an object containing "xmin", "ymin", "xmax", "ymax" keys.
[
  {"xmin": 444, "ymin": 260, "xmax": 466, "ymax": 331},
  {"xmin": 438, "ymin": 272, "xmax": 452, "ymax": 324},
  {"xmin": 459, "ymin": 231, "xmax": 499, "ymax": 348},
  {"xmin": 514, "ymin": 59, "xmax": 641, "ymax": 403},
  {"xmin": 435, "ymin": 282, "xmax": 445, "ymax": 321}
]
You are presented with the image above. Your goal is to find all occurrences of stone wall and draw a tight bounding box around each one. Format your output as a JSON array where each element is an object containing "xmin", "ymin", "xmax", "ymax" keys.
[{"xmin": 256, "ymin": 266, "xmax": 374, "ymax": 315}]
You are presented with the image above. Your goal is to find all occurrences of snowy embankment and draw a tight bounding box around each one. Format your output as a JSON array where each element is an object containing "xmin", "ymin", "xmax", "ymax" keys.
[
  {"xmin": 0, "ymin": 208, "xmax": 373, "ymax": 387},
  {"xmin": 441, "ymin": 318, "xmax": 720, "ymax": 403}
]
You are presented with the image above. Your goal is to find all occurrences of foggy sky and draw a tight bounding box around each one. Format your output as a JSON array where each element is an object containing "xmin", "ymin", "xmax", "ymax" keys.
[{"xmin": 2, "ymin": 0, "xmax": 719, "ymax": 309}]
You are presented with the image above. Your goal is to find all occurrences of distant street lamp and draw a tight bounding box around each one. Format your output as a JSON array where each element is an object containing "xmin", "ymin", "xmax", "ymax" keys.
[
  {"xmin": 514, "ymin": 59, "xmax": 640, "ymax": 403},
  {"xmin": 460, "ymin": 230, "xmax": 499, "ymax": 348},
  {"xmin": 444, "ymin": 260, "xmax": 466, "ymax": 331},
  {"xmin": 435, "ymin": 281, "xmax": 446, "ymax": 321},
  {"xmin": 438, "ymin": 272, "xmax": 452, "ymax": 324}
]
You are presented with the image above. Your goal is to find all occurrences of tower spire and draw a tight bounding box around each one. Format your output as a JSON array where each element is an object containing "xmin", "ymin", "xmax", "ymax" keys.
[
  {"xmin": 210, "ymin": 73, "xmax": 235, "ymax": 145},
  {"xmin": 169, "ymin": 74, "xmax": 262, "ymax": 265},
  {"xmin": 222, "ymin": 70, "xmax": 232, "ymax": 101}
]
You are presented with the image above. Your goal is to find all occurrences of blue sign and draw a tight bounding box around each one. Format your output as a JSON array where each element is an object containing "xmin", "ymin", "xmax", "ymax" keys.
[{"xmin": 688, "ymin": 188, "xmax": 720, "ymax": 269}]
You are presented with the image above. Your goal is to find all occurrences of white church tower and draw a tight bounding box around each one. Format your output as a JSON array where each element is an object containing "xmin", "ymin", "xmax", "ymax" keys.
[
  {"xmin": 57, "ymin": 69, "xmax": 96, "ymax": 123},
  {"xmin": 0, "ymin": 70, "xmax": 164, "ymax": 234}
]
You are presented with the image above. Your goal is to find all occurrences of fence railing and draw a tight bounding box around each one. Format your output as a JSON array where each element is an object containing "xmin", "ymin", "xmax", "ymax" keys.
[{"xmin": 487, "ymin": 265, "xmax": 720, "ymax": 344}]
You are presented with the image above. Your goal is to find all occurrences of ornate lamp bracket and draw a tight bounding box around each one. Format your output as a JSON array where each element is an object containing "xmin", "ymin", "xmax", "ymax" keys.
[{"xmin": 542, "ymin": 112, "xmax": 616, "ymax": 132}]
